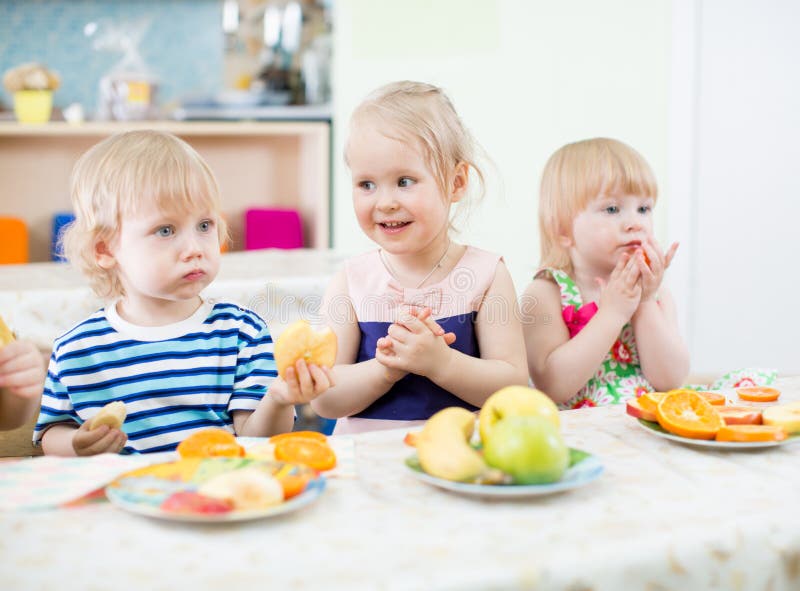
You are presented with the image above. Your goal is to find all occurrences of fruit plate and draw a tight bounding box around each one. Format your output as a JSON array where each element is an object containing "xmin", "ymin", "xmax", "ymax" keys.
[
  {"xmin": 404, "ymin": 448, "xmax": 603, "ymax": 498},
  {"xmin": 635, "ymin": 419, "xmax": 800, "ymax": 449},
  {"xmin": 105, "ymin": 457, "xmax": 325, "ymax": 523}
]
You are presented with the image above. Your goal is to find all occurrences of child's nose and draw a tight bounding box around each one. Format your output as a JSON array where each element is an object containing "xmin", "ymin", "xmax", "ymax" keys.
[
  {"xmin": 376, "ymin": 188, "xmax": 399, "ymax": 211},
  {"xmin": 624, "ymin": 212, "xmax": 643, "ymax": 232},
  {"xmin": 179, "ymin": 232, "xmax": 203, "ymax": 259}
]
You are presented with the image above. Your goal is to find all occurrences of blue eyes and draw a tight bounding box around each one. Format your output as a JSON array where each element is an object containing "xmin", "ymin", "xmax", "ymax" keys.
[
  {"xmin": 154, "ymin": 220, "xmax": 213, "ymax": 237},
  {"xmin": 357, "ymin": 178, "xmax": 415, "ymax": 191},
  {"xmin": 603, "ymin": 205, "xmax": 652, "ymax": 215}
]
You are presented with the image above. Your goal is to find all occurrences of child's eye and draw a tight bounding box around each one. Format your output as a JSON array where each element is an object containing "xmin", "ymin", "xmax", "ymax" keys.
[
  {"xmin": 358, "ymin": 180, "xmax": 376, "ymax": 191},
  {"xmin": 398, "ymin": 177, "xmax": 415, "ymax": 188},
  {"xmin": 156, "ymin": 226, "xmax": 174, "ymax": 237},
  {"xmin": 198, "ymin": 219, "xmax": 214, "ymax": 233},
  {"xmin": 604, "ymin": 206, "xmax": 619, "ymax": 214},
  {"xmin": 638, "ymin": 205, "xmax": 652, "ymax": 214}
]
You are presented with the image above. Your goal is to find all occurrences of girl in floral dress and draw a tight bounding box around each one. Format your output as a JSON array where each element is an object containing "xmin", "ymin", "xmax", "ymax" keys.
[{"xmin": 521, "ymin": 138, "xmax": 689, "ymax": 409}]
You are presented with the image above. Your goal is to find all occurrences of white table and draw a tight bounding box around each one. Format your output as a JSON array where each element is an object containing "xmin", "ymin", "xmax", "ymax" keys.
[
  {"xmin": 0, "ymin": 249, "xmax": 347, "ymax": 348},
  {"xmin": 2, "ymin": 378, "xmax": 799, "ymax": 590}
]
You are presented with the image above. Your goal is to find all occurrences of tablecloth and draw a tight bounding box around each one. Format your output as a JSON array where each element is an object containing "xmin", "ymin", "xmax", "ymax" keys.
[{"xmin": 2, "ymin": 377, "xmax": 799, "ymax": 590}]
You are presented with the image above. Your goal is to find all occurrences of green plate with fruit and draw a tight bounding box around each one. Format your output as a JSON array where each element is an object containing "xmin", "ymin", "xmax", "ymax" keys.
[{"xmin": 405, "ymin": 448, "xmax": 603, "ymax": 498}]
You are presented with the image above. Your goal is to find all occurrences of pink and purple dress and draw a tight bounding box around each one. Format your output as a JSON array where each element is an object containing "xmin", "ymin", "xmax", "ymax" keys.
[{"xmin": 334, "ymin": 246, "xmax": 501, "ymax": 434}]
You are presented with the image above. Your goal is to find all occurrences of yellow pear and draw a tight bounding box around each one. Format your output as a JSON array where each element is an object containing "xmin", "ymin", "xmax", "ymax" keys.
[{"xmin": 479, "ymin": 386, "xmax": 560, "ymax": 444}]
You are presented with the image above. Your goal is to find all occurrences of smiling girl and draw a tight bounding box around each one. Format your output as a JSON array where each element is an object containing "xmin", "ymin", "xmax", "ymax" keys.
[{"xmin": 311, "ymin": 81, "xmax": 528, "ymax": 433}]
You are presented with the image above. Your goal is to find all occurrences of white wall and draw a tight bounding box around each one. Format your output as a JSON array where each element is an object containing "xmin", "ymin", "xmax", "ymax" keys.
[
  {"xmin": 331, "ymin": 0, "xmax": 671, "ymax": 291},
  {"xmin": 330, "ymin": 0, "xmax": 798, "ymax": 377},
  {"xmin": 675, "ymin": 0, "xmax": 800, "ymax": 374}
]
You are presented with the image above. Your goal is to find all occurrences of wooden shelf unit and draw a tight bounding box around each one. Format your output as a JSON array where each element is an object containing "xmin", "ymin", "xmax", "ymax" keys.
[{"xmin": 0, "ymin": 121, "xmax": 331, "ymax": 262}]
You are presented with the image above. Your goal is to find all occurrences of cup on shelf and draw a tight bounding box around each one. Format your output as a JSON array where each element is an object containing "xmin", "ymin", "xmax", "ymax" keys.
[{"xmin": 13, "ymin": 90, "xmax": 53, "ymax": 124}]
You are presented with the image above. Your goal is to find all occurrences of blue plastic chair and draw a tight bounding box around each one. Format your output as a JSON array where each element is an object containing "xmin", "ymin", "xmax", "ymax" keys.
[{"xmin": 51, "ymin": 212, "xmax": 75, "ymax": 262}]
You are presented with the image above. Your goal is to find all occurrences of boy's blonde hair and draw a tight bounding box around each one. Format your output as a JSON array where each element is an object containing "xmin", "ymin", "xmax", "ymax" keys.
[
  {"xmin": 62, "ymin": 130, "xmax": 228, "ymax": 299},
  {"xmin": 539, "ymin": 137, "xmax": 657, "ymax": 271},
  {"xmin": 348, "ymin": 81, "xmax": 486, "ymax": 217}
]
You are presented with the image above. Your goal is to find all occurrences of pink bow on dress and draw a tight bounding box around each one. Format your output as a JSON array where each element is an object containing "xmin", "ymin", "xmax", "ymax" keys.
[
  {"xmin": 385, "ymin": 281, "xmax": 443, "ymax": 316},
  {"xmin": 562, "ymin": 302, "xmax": 598, "ymax": 338}
]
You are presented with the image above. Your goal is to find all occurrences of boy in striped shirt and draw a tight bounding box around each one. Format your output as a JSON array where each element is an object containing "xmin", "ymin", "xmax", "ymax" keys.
[{"xmin": 34, "ymin": 131, "xmax": 334, "ymax": 455}]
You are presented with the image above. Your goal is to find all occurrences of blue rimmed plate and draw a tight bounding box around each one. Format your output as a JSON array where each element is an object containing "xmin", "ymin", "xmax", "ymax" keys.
[
  {"xmin": 405, "ymin": 448, "xmax": 603, "ymax": 498},
  {"xmin": 105, "ymin": 457, "xmax": 325, "ymax": 523}
]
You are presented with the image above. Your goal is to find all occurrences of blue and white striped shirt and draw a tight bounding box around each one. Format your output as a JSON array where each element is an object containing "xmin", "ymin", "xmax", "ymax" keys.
[{"xmin": 33, "ymin": 299, "xmax": 277, "ymax": 454}]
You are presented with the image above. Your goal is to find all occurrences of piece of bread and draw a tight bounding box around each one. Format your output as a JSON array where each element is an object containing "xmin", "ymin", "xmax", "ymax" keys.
[
  {"xmin": 88, "ymin": 401, "xmax": 127, "ymax": 430},
  {"xmin": 273, "ymin": 320, "xmax": 337, "ymax": 379},
  {"xmin": 0, "ymin": 315, "xmax": 15, "ymax": 346}
]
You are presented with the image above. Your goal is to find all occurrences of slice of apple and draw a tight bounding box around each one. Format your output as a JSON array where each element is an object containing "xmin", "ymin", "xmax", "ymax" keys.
[
  {"xmin": 626, "ymin": 397, "xmax": 657, "ymax": 422},
  {"xmin": 762, "ymin": 402, "xmax": 800, "ymax": 434},
  {"xmin": 716, "ymin": 405, "xmax": 762, "ymax": 425}
]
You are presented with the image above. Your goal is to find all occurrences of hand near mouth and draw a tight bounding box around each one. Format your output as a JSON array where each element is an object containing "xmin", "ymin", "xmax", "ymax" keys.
[{"xmin": 635, "ymin": 237, "xmax": 679, "ymax": 301}]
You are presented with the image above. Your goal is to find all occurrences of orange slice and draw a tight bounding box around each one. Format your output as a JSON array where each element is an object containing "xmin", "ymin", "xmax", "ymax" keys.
[
  {"xmin": 656, "ymin": 390, "xmax": 724, "ymax": 440},
  {"xmin": 715, "ymin": 424, "xmax": 787, "ymax": 442},
  {"xmin": 273, "ymin": 438, "xmax": 337, "ymax": 471},
  {"xmin": 177, "ymin": 428, "xmax": 245, "ymax": 459},
  {"xmin": 697, "ymin": 391, "xmax": 726, "ymax": 406},
  {"xmin": 638, "ymin": 392, "xmax": 668, "ymax": 414},
  {"xmin": 737, "ymin": 386, "xmax": 780, "ymax": 402},
  {"xmin": 268, "ymin": 431, "xmax": 328, "ymax": 444}
]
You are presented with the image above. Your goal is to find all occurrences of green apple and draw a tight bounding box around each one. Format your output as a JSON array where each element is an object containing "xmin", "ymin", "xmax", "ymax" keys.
[
  {"xmin": 482, "ymin": 416, "xmax": 569, "ymax": 484},
  {"xmin": 479, "ymin": 385, "xmax": 560, "ymax": 444}
]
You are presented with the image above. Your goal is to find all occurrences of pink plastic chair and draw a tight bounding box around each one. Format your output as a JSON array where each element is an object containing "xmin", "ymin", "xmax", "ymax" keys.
[{"xmin": 244, "ymin": 208, "xmax": 304, "ymax": 250}]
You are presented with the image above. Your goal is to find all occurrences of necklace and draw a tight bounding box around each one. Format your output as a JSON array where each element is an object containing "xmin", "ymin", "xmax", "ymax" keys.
[{"xmin": 380, "ymin": 240, "xmax": 451, "ymax": 289}]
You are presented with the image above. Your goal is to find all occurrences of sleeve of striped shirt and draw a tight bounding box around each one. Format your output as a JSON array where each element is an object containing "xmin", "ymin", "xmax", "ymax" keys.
[
  {"xmin": 229, "ymin": 311, "xmax": 278, "ymax": 412},
  {"xmin": 32, "ymin": 355, "xmax": 79, "ymax": 445}
]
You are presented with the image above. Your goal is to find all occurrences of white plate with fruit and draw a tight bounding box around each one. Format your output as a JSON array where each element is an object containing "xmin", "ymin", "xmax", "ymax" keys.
[
  {"xmin": 627, "ymin": 390, "xmax": 800, "ymax": 449},
  {"xmin": 404, "ymin": 386, "xmax": 603, "ymax": 498},
  {"xmin": 405, "ymin": 448, "xmax": 603, "ymax": 498}
]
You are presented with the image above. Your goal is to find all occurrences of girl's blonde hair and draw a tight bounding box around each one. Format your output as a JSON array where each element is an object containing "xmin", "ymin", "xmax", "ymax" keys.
[
  {"xmin": 348, "ymin": 81, "xmax": 487, "ymax": 221},
  {"xmin": 62, "ymin": 130, "xmax": 228, "ymax": 299},
  {"xmin": 539, "ymin": 137, "xmax": 657, "ymax": 271}
]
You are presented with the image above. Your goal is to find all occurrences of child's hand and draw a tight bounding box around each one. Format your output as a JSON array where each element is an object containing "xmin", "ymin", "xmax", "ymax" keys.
[
  {"xmin": 637, "ymin": 238, "xmax": 679, "ymax": 302},
  {"xmin": 376, "ymin": 307, "xmax": 455, "ymax": 381},
  {"xmin": 72, "ymin": 421, "xmax": 127, "ymax": 456},
  {"xmin": 270, "ymin": 360, "xmax": 335, "ymax": 405},
  {"xmin": 596, "ymin": 252, "xmax": 642, "ymax": 325},
  {"xmin": 376, "ymin": 309, "xmax": 455, "ymax": 378},
  {"xmin": 0, "ymin": 340, "xmax": 46, "ymax": 401}
]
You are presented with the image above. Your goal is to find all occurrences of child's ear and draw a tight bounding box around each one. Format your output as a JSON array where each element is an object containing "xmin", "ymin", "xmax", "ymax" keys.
[
  {"xmin": 95, "ymin": 240, "xmax": 116, "ymax": 270},
  {"xmin": 449, "ymin": 162, "xmax": 469, "ymax": 203},
  {"xmin": 557, "ymin": 227, "xmax": 573, "ymax": 248}
]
